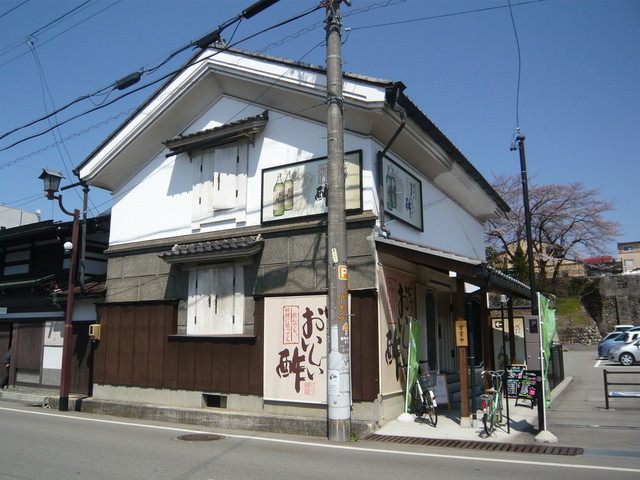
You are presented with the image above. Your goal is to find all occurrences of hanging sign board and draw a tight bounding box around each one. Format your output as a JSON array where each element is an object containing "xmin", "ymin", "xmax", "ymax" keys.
[{"xmin": 455, "ymin": 320, "xmax": 468, "ymax": 346}]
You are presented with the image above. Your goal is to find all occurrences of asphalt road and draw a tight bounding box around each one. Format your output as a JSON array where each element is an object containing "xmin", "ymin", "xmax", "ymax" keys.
[
  {"xmin": 1, "ymin": 397, "xmax": 640, "ymax": 480},
  {"xmin": 546, "ymin": 345, "xmax": 640, "ymax": 454},
  {"xmin": 1, "ymin": 346, "xmax": 639, "ymax": 479}
]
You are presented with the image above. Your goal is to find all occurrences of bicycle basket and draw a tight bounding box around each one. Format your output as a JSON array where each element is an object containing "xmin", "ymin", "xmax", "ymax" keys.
[{"xmin": 418, "ymin": 372, "xmax": 437, "ymax": 389}]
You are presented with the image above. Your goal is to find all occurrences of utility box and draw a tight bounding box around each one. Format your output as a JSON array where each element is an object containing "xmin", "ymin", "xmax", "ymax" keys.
[
  {"xmin": 524, "ymin": 315, "xmax": 541, "ymax": 371},
  {"xmin": 88, "ymin": 324, "xmax": 101, "ymax": 341}
]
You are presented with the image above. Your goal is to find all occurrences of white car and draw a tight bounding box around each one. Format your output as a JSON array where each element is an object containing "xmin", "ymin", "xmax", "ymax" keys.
[{"xmin": 624, "ymin": 267, "xmax": 640, "ymax": 275}]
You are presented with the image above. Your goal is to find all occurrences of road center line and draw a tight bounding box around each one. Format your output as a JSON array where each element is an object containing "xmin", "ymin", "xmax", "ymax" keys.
[{"xmin": 1, "ymin": 404, "xmax": 639, "ymax": 474}]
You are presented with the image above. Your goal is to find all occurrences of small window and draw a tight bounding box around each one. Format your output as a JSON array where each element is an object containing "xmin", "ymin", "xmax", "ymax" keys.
[
  {"xmin": 3, "ymin": 248, "xmax": 30, "ymax": 275},
  {"xmin": 624, "ymin": 259, "xmax": 635, "ymax": 266},
  {"xmin": 623, "ymin": 246, "xmax": 633, "ymax": 252}
]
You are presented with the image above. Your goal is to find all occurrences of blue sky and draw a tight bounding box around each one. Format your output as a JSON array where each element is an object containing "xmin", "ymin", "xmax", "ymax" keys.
[{"xmin": 1, "ymin": 0, "xmax": 638, "ymax": 257}]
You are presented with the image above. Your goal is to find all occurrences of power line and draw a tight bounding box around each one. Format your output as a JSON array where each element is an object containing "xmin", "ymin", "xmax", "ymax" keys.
[
  {"xmin": 0, "ymin": 0, "xmax": 100, "ymax": 60},
  {"xmin": 0, "ymin": 2, "xmax": 324, "ymax": 153},
  {"xmin": 508, "ymin": 0, "xmax": 524, "ymax": 131},
  {"xmin": 0, "ymin": 109, "xmax": 136, "ymax": 171},
  {"xmin": 0, "ymin": 0, "xmax": 30, "ymax": 20},
  {"xmin": 2, "ymin": 0, "xmax": 406, "ymax": 150},
  {"xmin": 347, "ymin": 0, "xmax": 546, "ymax": 31},
  {"xmin": 2, "ymin": 1, "xmax": 404, "ymax": 216},
  {"xmin": 0, "ymin": 1, "xmax": 309, "ymax": 144}
]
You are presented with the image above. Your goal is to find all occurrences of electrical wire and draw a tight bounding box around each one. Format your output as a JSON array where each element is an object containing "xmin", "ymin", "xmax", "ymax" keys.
[
  {"xmin": 1, "ymin": 0, "xmax": 382, "ymax": 215},
  {"xmin": 0, "ymin": 1, "xmax": 312, "ymax": 143},
  {"xmin": 0, "ymin": 0, "xmax": 99, "ymax": 60},
  {"xmin": 0, "ymin": 3, "xmax": 327, "ymax": 171},
  {"xmin": 347, "ymin": 0, "xmax": 546, "ymax": 31},
  {"xmin": 508, "ymin": 0, "xmax": 523, "ymax": 131},
  {"xmin": 0, "ymin": 109, "xmax": 135, "ymax": 171},
  {"xmin": 0, "ymin": 0, "xmax": 30, "ymax": 20},
  {"xmin": 27, "ymin": 39, "xmax": 88, "ymax": 209},
  {"xmin": 0, "ymin": 2, "xmax": 324, "ymax": 153}
]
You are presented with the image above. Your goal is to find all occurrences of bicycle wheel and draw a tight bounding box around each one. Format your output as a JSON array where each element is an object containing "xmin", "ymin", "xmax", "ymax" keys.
[
  {"xmin": 411, "ymin": 385, "xmax": 426, "ymax": 416},
  {"xmin": 425, "ymin": 392, "xmax": 438, "ymax": 426},
  {"xmin": 483, "ymin": 409, "xmax": 496, "ymax": 436}
]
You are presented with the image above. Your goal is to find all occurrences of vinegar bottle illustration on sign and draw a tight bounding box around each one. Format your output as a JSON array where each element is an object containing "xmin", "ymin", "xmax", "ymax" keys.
[
  {"xmin": 273, "ymin": 173, "xmax": 285, "ymax": 217},
  {"xmin": 284, "ymin": 170, "xmax": 294, "ymax": 211},
  {"xmin": 386, "ymin": 165, "xmax": 397, "ymax": 211}
]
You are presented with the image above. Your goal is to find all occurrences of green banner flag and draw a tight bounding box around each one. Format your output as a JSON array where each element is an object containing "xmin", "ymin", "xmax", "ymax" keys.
[
  {"xmin": 405, "ymin": 318, "xmax": 421, "ymax": 412},
  {"xmin": 538, "ymin": 294, "xmax": 557, "ymax": 408}
]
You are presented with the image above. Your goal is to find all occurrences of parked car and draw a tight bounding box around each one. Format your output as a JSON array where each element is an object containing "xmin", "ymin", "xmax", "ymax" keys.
[
  {"xmin": 598, "ymin": 331, "xmax": 627, "ymax": 358},
  {"xmin": 623, "ymin": 266, "xmax": 640, "ymax": 275},
  {"xmin": 624, "ymin": 326, "xmax": 640, "ymax": 343},
  {"xmin": 608, "ymin": 339, "xmax": 640, "ymax": 366},
  {"xmin": 613, "ymin": 325, "xmax": 634, "ymax": 332}
]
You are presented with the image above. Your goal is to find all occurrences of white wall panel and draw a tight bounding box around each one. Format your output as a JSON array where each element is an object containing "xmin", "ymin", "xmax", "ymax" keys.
[{"xmin": 43, "ymin": 345, "xmax": 63, "ymax": 370}]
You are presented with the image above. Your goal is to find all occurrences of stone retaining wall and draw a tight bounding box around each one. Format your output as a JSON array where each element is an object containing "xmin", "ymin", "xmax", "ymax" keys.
[
  {"xmin": 581, "ymin": 275, "xmax": 640, "ymax": 335},
  {"xmin": 557, "ymin": 326, "xmax": 601, "ymax": 345}
]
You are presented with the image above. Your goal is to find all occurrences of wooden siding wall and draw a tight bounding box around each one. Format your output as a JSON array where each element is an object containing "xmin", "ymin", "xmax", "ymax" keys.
[
  {"xmin": 94, "ymin": 294, "xmax": 379, "ymax": 401},
  {"xmin": 350, "ymin": 291, "xmax": 379, "ymax": 401}
]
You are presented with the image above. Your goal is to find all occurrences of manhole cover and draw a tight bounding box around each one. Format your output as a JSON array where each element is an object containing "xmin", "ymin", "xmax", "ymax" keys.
[{"xmin": 177, "ymin": 434, "xmax": 224, "ymax": 442}]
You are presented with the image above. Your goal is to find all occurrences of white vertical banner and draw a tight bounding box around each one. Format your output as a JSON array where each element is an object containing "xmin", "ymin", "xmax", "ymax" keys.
[{"xmin": 264, "ymin": 296, "xmax": 329, "ymax": 404}]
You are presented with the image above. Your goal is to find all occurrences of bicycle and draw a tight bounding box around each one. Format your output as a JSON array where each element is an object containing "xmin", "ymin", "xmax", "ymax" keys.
[
  {"xmin": 480, "ymin": 370, "xmax": 504, "ymax": 436},
  {"xmin": 411, "ymin": 363, "xmax": 438, "ymax": 427}
]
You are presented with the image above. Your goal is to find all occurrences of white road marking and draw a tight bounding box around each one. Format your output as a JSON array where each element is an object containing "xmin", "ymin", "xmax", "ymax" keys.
[{"xmin": 1, "ymin": 404, "xmax": 640, "ymax": 474}]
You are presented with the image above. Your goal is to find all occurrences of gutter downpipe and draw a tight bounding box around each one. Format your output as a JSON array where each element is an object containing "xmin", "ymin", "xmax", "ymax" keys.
[{"xmin": 377, "ymin": 110, "xmax": 406, "ymax": 237}]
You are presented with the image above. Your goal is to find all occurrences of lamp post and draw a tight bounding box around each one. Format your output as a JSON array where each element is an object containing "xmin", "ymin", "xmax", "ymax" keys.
[{"xmin": 39, "ymin": 168, "xmax": 80, "ymax": 412}]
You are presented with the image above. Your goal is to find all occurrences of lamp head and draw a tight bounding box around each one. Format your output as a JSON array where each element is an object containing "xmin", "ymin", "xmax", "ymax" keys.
[{"xmin": 39, "ymin": 168, "xmax": 64, "ymax": 200}]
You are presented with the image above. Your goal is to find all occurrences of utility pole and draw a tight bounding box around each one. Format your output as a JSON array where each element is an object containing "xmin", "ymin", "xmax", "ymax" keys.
[
  {"xmin": 514, "ymin": 134, "xmax": 554, "ymax": 441},
  {"xmin": 514, "ymin": 133, "xmax": 537, "ymax": 315},
  {"xmin": 325, "ymin": 0, "xmax": 351, "ymax": 442}
]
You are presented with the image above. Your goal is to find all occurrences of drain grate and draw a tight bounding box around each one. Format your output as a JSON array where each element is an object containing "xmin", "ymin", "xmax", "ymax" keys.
[
  {"xmin": 363, "ymin": 434, "xmax": 583, "ymax": 456},
  {"xmin": 177, "ymin": 434, "xmax": 224, "ymax": 442}
]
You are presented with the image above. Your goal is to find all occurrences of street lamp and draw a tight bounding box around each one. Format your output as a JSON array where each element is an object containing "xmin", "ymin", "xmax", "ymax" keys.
[{"xmin": 39, "ymin": 168, "xmax": 80, "ymax": 412}]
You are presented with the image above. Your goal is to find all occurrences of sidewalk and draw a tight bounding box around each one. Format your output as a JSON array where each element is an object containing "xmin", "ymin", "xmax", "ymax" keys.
[
  {"xmin": 375, "ymin": 398, "xmax": 539, "ymax": 444},
  {"xmin": 1, "ymin": 372, "xmax": 577, "ymax": 447},
  {"xmin": 374, "ymin": 376, "xmax": 572, "ymax": 446}
]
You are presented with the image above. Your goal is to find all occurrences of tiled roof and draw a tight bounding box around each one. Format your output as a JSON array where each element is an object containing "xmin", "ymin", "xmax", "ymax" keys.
[
  {"xmin": 163, "ymin": 110, "xmax": 269, "ymax": 154},
  {"xmin": 159, "ymin": 235, "xmax": 263, "ymax": 263}
]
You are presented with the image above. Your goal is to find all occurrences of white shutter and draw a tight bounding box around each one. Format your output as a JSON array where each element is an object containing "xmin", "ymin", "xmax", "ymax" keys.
[
  {"xmin": 187, "ymin": 265, "xmax": 244, "ymax": 335},
  {"xmin": 211, "ymin": 146, "xmax": 237, "ymax": 210},
  {"xmin": 187, "ymin": 268, "xmax": 215, "ymax": 335},
  {"xmin": 212, "ymin": 266, "xmax": 234, "ymax": 334},
  {"xmin": 233, "ymin": 264, "xmax": 244, "ymax": 334},
  {"xmin": 192, "ymin": 152, "xmax": 216, "ymax": 225},
  {"xmin": 235, "ymin": 144, "xmax": 248, "ymax": 223},
  {"xmin": 192, "ymin": 144, "xmax": 249, "ymax": 227}
]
